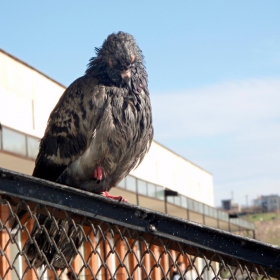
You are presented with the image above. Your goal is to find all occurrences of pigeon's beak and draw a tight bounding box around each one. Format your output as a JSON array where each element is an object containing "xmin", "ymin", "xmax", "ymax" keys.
[{"xmin": 121, "ymin": 69, "xmax": 132, "ymax": 92}]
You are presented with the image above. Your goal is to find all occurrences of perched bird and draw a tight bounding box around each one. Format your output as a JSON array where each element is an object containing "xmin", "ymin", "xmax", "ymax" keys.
[{"xmin": 20, "ymin": 31, "xmax": 153, "ymax": 269}]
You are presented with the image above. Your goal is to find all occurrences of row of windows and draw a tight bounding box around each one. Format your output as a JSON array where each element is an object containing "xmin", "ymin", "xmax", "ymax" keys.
[
  {"xmin": 118, "ymin": 175, "xmax": 253, "ymax": 229},
  {"xmin": 0, "ymin": 125, "xmax": 254, "ymax": 230},
  {"xmin": 118, "ymin": 176, "xmax": 165, "ymax": 200}
]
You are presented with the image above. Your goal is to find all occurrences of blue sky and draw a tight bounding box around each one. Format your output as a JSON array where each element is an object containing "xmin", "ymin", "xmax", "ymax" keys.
[{"xmin": 1, "ymin": 1, "xmax": 280, "ymax": 206}]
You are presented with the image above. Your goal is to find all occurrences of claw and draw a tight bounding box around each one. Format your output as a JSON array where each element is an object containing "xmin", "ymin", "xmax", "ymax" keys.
[{"xmin": 100, "ymin": 191, "xmax": 127, "ymax": 202}]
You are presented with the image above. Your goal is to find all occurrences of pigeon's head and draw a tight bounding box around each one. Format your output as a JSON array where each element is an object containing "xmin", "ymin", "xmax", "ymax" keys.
[{"xmin": 86, "ymin": 32, "xmax": 147, "ymax": 93}]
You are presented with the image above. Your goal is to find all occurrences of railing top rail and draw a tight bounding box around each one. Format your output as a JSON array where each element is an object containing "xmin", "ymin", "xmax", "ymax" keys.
[{"xmin": 0, "ymin": 167, "xmax": 280, "ymax": 278}]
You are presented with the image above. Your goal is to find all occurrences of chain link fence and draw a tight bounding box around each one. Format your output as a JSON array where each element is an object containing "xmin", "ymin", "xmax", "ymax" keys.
[{"xmin": 0, "ymin": 167, "xmax": 280, "ymax": 280}]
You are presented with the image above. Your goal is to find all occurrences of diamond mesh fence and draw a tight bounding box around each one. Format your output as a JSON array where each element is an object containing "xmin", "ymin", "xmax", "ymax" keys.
[{"xmin": 0, "ymin": 168, "xmax": 280, "ymax": 280}]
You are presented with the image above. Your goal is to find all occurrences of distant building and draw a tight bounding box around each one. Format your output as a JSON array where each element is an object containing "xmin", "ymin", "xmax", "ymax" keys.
[
  {"xmin": 221, "ymin": 199, "xmax": 241, "ymax": 213},
  {"xmin": 253, "ymin": 195, "xmax": 280, "ymax": 212}
]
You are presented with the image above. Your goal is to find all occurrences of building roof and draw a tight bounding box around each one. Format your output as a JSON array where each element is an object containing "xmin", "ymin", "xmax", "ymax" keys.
[{"xmin": 0, "ymin": 48, "xmax": 66, "ymax": 89}]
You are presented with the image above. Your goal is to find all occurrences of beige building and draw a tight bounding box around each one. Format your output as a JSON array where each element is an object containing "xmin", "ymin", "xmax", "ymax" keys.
[
  {"xmin": 0, "ymin": 48, "xmax": 254, "ymax": 233},
  {"xmin": 253, "ymin": 195, "xmax": 280, "ymax": 212}
]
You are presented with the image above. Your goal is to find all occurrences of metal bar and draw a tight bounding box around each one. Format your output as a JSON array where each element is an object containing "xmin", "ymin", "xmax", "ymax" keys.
[
  {"xmin": 0, "ymin": 167, "xmax": 280, "ymax": 277},
  {"xmin": 136, "ymin": 178, "xmax": 139, "ymax": 206},
  {"xmin": 203, "ymin": 204, "xmax": 206, "ymax": 225},
  {"xmin": 164, "ymin": 192, "xmax": 167, "ymax": 214},
  {"xmin": 25, "ymin": 134, "xmax": 28, "ymax": 157}
]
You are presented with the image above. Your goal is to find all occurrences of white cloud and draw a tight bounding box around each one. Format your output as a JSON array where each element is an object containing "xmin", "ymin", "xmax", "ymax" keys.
[
  {"xmin": 151, "ymin": 77, "xmax": 280, "ymax": 206},
  {"xmin": 152, "ymin": 78, "xmax": 280, "ymax": 138}
]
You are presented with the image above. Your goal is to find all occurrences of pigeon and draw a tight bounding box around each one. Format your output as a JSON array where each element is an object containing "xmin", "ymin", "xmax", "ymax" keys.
[{"xmin": 18, "ymin": 31, "xmax": 153, "ymax": 269}]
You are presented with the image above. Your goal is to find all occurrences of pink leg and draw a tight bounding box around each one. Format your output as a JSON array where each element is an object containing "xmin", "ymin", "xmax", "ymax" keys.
[
  {"xmin": 93, "ymin": 166, "xmax": 103, "ymax": 181},
  {"xmin": 100, "ymin": 191, "xmax": 127, "ymax": 203}
]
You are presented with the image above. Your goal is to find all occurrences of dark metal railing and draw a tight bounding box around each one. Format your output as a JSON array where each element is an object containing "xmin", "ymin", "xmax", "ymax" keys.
[{"xmin": 0, "ymin": 167, "xmax": 279, "ymax": 280}]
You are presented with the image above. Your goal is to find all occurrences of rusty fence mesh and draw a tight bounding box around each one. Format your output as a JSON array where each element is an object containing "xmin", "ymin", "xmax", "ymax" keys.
[{"xmin": 0, "ymin": 168, "xmax": 280, "ymax": 280}]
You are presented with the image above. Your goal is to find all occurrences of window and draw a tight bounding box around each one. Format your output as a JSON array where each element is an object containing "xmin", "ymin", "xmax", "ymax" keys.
[
  {"xmin": 181, "ymin": 196, "xmax": 187, "ymax": 208},
  {"xmin": 198, "ymin": 202, "xmax": 204, "ymax": 214},
  {"xmin": 212, "ymin": 208, "xmax": 218, "ymax": 219},
  {"xmin": 193, "ymin": 201, "xmax": 199, "ymax": 212},
  {"xmin": 126, "ymin": 176, "xmax": 136, "ymax": 192},
  {"xmin": 174, "ymin": 196, "xmax": 181, "ymax": 206},
  {"xmin": 204, "ymin": 205, "xmax": 210, "ymax": 216},
  {"xmin": 118, "ymin": 178, "xmax": 125, "ymax": 189},
  {"xmin": 137, "ymin": 179, "xmax": 147, "ymax": 196},
  {"xmin": 147, "ymin": 183, "xmax": 156, "ymax": 198},
  {"xmin": 167, "ymin": 196, "xmax": 174, "ymax": 204},
  {"xmin": 156, "ymin": 186, "xmax": 164, "ymax": 200},
  {"xmin": 187, "ymin": 198, "xmax": 194, "ymax": 211},
  {"xmin": 218, "ymin": 211, "xmax": 228, "ymax": 221},
  {"xmin": 27, "ymin": 136, "xmax": 39, "ymax": 159},
  {"xmin": 2, "ymin": 127, "xmax": 26, "ymax": 156}
]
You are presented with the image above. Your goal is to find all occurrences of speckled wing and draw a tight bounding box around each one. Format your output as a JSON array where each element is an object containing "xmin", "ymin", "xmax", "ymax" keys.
[{"xmin": 32, "ymin": 75, "xmax": 107, "ymax": 182}]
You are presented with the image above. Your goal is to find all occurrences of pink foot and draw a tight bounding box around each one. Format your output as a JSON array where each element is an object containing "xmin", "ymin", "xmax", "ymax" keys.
[
  {"xmin": 93, "ymin": 166, "xmax": 103, "ymax": 181},
  {"xmin": 100, "ymin": 191, "xmax": 127, "ymax": 202}
]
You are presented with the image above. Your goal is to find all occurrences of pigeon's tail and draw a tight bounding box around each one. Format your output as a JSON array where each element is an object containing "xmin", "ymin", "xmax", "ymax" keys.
[{"xmin": 23, "ymin": 214, "xmax": 83, "ymax": 269}]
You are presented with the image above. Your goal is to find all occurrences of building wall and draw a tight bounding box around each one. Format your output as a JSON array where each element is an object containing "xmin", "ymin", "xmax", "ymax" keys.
[
  {"xmin": 130, "ymin": 141, "xmax": 214, "ymax": 206},
  {"xmin": 0, "ymin": 50, "xmax": 65, "ymax": 138},
  {"xmin": 0, "ymin": 48, "xmax": 214, "ymax": 207},
  {"xmin": 0, "ymin": 152, "xmax": 34, "ymax": 175}
]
